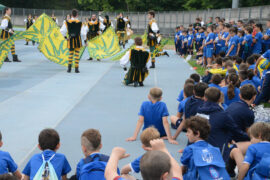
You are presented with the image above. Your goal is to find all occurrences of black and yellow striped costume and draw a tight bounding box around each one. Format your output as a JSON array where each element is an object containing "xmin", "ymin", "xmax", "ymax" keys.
[
  {"xmin": 87, "ymin": 20, "xmax": 99, "ymax": 40},
  {"xmin": 66, "ymin": 19, "xmax": 82, "ymax": 70},
  {"xmin": 147, "ymin": 19, "xmax": 157, "ymax": 63},
  {"xmin": 1, "ymin": 15, "xmax": 16, "ymax": 56},
  {"xmin": 25, "ymin": 18, "xmax": 34, "ymax": 44},
  {"xmin": 116, "ymin": 17, "xmax": 126, "ymax": 47},
  {"xmin": 124, "ymin": 48, "xmax": 150, "ymax": 85},
  {"xmin": 103, "ymin": 19, "xmax": 111, "ymax": 32},
  {"xmin": 51, "ymin": 17, "xmax": 57, "ymax": 22}
]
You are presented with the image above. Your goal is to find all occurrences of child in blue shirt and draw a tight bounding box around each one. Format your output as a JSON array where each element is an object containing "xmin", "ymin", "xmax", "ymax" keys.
[
  {"xmin": 239, "ymin": 69, "xmax": 256, "ymax": 88},
  {"xmin": 220, "ymin": 24, "xmax": 230, "ymax": 53},
  {"xmin": 262, "ymin": 20, "xmax": 270, "ymax": 53},
  {"xmin": 74, "ymin": 129, "xmax": 110, "ymax": 180},
  {"xmin": 226, "ymin": 27, "xmax": 238, "ymax": 56},
  {"xmin": 171, "ymin": 83, "xmax": 194, "ymax": 130},
  {"xmin": 22, "ymin": 128, "xmax": 71, "ymax": 180},
  {"xmin": 238, "ymin": 122, "xmax": 270, "ymax": 180},
  {"xmin": 242, "ymin": 27, "xmax": 253, "ymax": 61},
  {"xmin": 195, "ymin": 27, "xmax": 205, "ymax": 52},
  {"xmin": 252, "ymin": 23, "xmax": 263, "ymax": 54},
  {"xmin": 174, "ymin": 26, "xmax": 180, "ymax": 53},
  {"xmin": 187, "ymin": 29, "xmax": 194, "ymax": 55},
  {"xmin": 209, "ymin": 74, "xmax": 222, "ymax": 90},
  {"xmin": 181, "ymin": 30, "xmax": 188, "ymax": 57},
  {"xmin": 221, "ymin": 73, "xmax": 240, "ymax": 106},
  {"xmin": 204, "ymin": 25, "xmax": 215, "ymax": 65},
  {"xmin": 0, "ymin": 131, "xmax": 22, "ymax": 179},
  {"xmin": 126, "ymin": 87, "xmax": 178, "ymax": 144},
  {"xmin": 237, "ymin": 30, "xmax": 245, "ymax": 57},
  {"xmin": 121, "ymin": 127, "xmax": 160, "ymax": 175}
]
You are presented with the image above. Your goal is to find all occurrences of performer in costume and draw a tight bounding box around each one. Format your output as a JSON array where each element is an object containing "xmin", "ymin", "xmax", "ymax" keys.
[
  {"xmin": 116, "ymin": 13, "xmax": 126, "ymax": 49},
  {"xmin": 51, "ymin": 13, "xmax": 58, "ymax": 25},
  {"xmin": 103, "ymin": 15, "xmax": 112, "ymax": 32},
  {"xmin": 63, "ymin": 14, "xmax": 71, "ymax": 25},
  {"xmin": 0, "ymin": 7, "xmax": 21, "ymax": 62},
  {"xmin": 24, "ymin": 14, "xmax": 34, "ymax": 45},
  {"xmin": 120, "ymin": 37, "xmax": 151, "ymax": 87},
  {"xmin": 147, "ymin": 10, "xmax": 159, "ymax": 68},
  {"xmin": 125, "ymin": 16, "xmax": 133, "ymax": 43},
  {"xmin": 60, "ymin": 9, "xmax": 83, "ymax": 73},
  {"xmin": 154, "ymin": 33, "xmax": 169, "ymax": 57},
  {"xmin": 85, "ymin": 14, "xmax": 105, "ymax": 61}
]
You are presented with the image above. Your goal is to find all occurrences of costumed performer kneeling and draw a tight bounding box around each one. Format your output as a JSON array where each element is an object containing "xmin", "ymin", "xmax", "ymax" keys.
[{"xmin": 120, "ymin": 37, "xmax": 151, "ymax": 87}]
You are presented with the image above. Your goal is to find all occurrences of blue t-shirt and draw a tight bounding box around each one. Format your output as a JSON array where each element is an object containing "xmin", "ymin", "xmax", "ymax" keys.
[
  {"xmin": 265, "ymin": 28, "xmax": 270, "ymax": 44},
  {"xmin": 244, "ymin": 34, "xmax": 253, "ymax": 48},
  {"xmin": 195, "ymin": 32, "xmax": 204, "ymax": 44},
  {"xmin": 0, "ymin": 150, "xmax": 18, "ymax": 174},
  {"xmin": 252, "ymin": 32, "xmax": 263, "ymax": 54},
  {"xmin": 208, "ymin": 83, "xmax": 222, "ymax": 90},
  {"xmin": 139, "ymin": 101, "xmax": 169, "ymax": 137},
  {"xmin": 244, "ymin": 142, "xmax": 270, "ymax": 170},
  {"xmin": 238, "ymin": 36, "xmax": 244, "ymax": 45},
  {"xmin": 262, "ymin": 50, "xmax": 270, "ymax": 72},
  {"xmin": 219, "ymin": 32, "xmax": 229, "ymax": 47},
  {"xmin": 205, "ymin": 32, "xmax": 215, "ymax": 48},
  {"xmin": 22, "ymin": 150, "xmax": 71, "ymax": 180},
  {"xmin": 188, "ymin": 34, "xmax": 194, "ymax": 46},
  {"xmin": 114, "ymin": 177, "xmax": 180, "ymax": 180},
  {"xmin": 182, "ymin": 35, "xmax": 188, "ymax": 46},
  {"xmin": 227, "ymin": 35, "xmax": 238, "ymax": 56},
  {"xmin": 221, "ymin": 86, "xmax": 240, "ymax": 106},
  {"xmin": 130, "ymin": 155, "xmax": 142, "ymax": 173},
  {"xmin": 178, "ymin": 97, "xmax": 189, "ymax": 113},
  {"xmin": 177, "ymin": 90, "xmax": 184, "ymax": 102},
  {"xmin": 240, "ymin": 79, "xmax": 256, "ymax": 88}
]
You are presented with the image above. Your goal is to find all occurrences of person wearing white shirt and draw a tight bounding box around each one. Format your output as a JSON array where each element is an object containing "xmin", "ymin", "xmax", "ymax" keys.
[
  {"xmin": 0, "ymin": 7, "xmax": 21, "ymax": 62},
  {"xmin": 147, "ymin": 10, "xmax": 159, "ymax": 68},
  {"xmin": 24, "ymin": 14, "xmax": 35, "ymax": 45},
  {"xmin": 120, "ymin": 37, "xmax": 151, "ymax": 87},
  {"xmin": 60, "ymin": 9, "xmax": 82, "ymax": 73},
  {"xmin": 51, "ymin": 13, "xmax": 58, "ymax": 25}
]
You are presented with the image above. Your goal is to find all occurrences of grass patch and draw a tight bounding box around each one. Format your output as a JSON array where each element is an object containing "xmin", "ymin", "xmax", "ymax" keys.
[
  {"xmin": 264, "ymin": 103, "xmax": 270, "ymax": 108},
  {"xmin": 187, "ymin": 59, "xmax": 206, "ymax": 76}
]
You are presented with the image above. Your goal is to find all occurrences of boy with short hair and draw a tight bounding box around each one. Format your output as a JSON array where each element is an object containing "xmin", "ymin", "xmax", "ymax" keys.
[
  {"xmin": 121, "ymin": 127, "xmax": 160, "ymax": 175},
  {"xmin": 105, "ymin": 139, "xmax": 182, "ymax": 180},
  {"xmin": 238, "ymin": 122, "xmax": 270, "ymax": 180},
  {"xmin": 75, "ymin": 129, "xmax": 109, "ymax": 179},
  {"xmin": 181, "ymin": 116, "xmax": 230, "ymax": 180},
  {"xmin": 0, "ymin": 131, "xmax": 22, "ymax": 179},
  {"xmin": 209, "ymin": 74, "xmax": 222, "ymax": 90},
  {"xmin": 22, "ymin": 128, "xmax": 71, "ymax": 180},
  {"xmin": 126, "ymin": 87, "xmax": 178, "ymax": 144}
]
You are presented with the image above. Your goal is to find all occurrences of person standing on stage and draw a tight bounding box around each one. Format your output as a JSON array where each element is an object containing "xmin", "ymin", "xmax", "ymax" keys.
[
  {"xmin": 24, "ymin": 14, "xmax": 35, "ymax": 45},
  {"xmin": 0, "ymin": 7, "xmax": 21, "ymax": 62},
  {"xmin": 116, "ymin": 13, "xmax": 127, "ymax": 49},
  {"xmin": 147, "ymin": 10, "xmax": 159, "ymax": 68},
  {"xmin": 60, "ymin": 9, "xmax": 83, "ymax": 73}
]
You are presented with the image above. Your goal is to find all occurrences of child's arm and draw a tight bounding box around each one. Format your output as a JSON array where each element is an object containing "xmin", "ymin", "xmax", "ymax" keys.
[
  {"xmin": 237, "ymin": 43, "xmax": 240, "ymax": 55},
  {"xmin": 13, "ymin": 170, "xmax": 22, "ymax": 179},
  {"xmin": 163, "ymin": 116, "xmax": 178, "ymax": 144},
  {"xmin": 62, "ymin": 175, "xmax": 68, "ymax": 180},
  {"xmin": 126, "ymin": 116, "xmax": 144, "ymax": 141},
  {"xmin": 226, "ymin": 44, "xmax": 234, "ymax": 56},
  {"xmin": 105, "ymin": 147, "xmax": 130, "ymax": 180},
  {"xmin": 22, "ymin": 175, "xmax": 30, "ymax": 180},
  {"xmin": 173, "ymin": 117, "xmax": 186, "ymax": 140},
  {"xmin": 238, "ymin": 163, "xmax": 250, "ymax": 180},
  {"xmin": 121, "ymin": 164, "xmax": 132, "ymax": 175}
]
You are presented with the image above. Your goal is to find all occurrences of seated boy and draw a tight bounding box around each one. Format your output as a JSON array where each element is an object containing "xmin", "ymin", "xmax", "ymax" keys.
[
  {"xmin": 171, "ymin": 83, "xmax": 194, "ymax": 129},
  {"xmin": 105, "ymin": 139, "xmax": 182, "ymax": 180},
  {"xmin": 172, "ymin": 82, "xmax": 208, "ymax": 140},
  {"xmin": 208, "ymin": 74, "xmax": 222, "ymax": 90},
  {"xmin": 177, "ymin": 78, "xmax": 195, "ymax": 102},
  {"xmin": 238, "ymin": 122, "xmax": 270, "ymax": 180},
  {"xmin": 126, "ymin": 87, "xmax": 178, "ymax": 144},
  {"xmin": 120, "ymin": 37, "xmax": 151, "ymax": 87},
  {"xmin": 177, "ymin": 73, "xmax": 199, "ymax": 102},
  {"xmin": 180, "ymin": 116, "xmax": 230, "ymax": 180},
  {"xmin": 0, "ymin": 131, "xmax": 22, "ymax": 179},
  {"xmin": 75, "ymin": 129, "xmax": 110, "ymax": 180},
  {"xmin": 22, "ymin": 128, "xmax": 71, "ymax": 180},
  {"xmin": 121, "ymin": 127, "xmax": 160, "ymax": 175}
]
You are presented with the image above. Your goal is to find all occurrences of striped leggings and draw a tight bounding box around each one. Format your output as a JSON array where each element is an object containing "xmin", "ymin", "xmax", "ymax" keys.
[
  {"xmin": 11, "ymin": 43, "xmax": 15, "ymax": 55},
  {"xmin": 68, "ymin": 48, "xmax": 80, "ymax": 67}
]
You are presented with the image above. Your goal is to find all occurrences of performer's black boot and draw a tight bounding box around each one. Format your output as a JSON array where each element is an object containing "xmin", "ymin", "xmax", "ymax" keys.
[
  {"xmin": 134, "ymin": 82, "xmax": 138, "ymax": 87},
  {"xmin": 25, "ymin": 41, "xmax": 28, "ymax": 45},
  {"xmin": 75, "ymin": 67, "xmax": 80, "ymax": 73},
  {"xmin": 139, "ymin": 82, "xmax": 144, "ymax": 87},
  {"xmin": 164, "ymin": 51, "xmax": 169, "ymax": 57},
  {"xmin": 13, "ymin": 55, "xmax": 21, "ymax": 62},
  {"xmin": 4, "ymin": 57, "xmax": 11, "ymax": 62},
  {"xmin": 67, "ymin": 64, "xmax": 72, "ymax": 73},
  {"xmin": 123, "ymin": 44, "xmax": 125, "ymax": 49},
  {"xmin": 150, "ymin": 62, "xmax": 155, "ymax": 68},
  {"xmin": 88, "ymin": 57, "xmax": 93, "ymax": 61}
]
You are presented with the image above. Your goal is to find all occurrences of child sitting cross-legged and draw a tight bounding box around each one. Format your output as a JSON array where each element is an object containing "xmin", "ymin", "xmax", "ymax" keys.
[{"xmin": 181, "ymin": 116, "xmax": 230, "ymax": 180}]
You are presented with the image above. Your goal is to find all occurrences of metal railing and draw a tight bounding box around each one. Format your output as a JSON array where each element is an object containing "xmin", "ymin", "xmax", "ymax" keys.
[{"xmin": 1, "ymin": 5, "xmax": 270, "ymax": 37}]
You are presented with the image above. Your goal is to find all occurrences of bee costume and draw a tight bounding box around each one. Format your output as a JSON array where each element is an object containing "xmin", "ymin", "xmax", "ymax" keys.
[
  {"xmin": 0, "ymin": 14, "xmax": 21, "ymax": 62},
  {"xmin": 120, "ymin": 46, "xmax": 151, "ymax": 87},
  {"xmin": 116, "ymin": 16, "xmax": 126, "ymax": 48},
  {"xmin": 147, "ymin": 18, "xmax": 159, "ymax": 68},
  {"xmin": 60, "ymin": 18, "xmax": 82, "ymax": 73}
]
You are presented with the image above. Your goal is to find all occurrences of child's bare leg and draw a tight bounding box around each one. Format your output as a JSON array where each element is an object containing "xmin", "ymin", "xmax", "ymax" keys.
[
  {"xmin": 170, "ymin": 115, "xmax": 179, "ymax": 125},
  {"xmin": 236, "ymin": 141, "xmax": 251, "ymax": 155},
  {"xmin": 230, "ymin": 148, "xmax": 244, "ymax": 169}
]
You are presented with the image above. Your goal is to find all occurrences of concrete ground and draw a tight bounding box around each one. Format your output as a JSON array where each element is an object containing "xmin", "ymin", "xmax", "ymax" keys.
[{"xmin": 0, "ymin": 40, "xmax": 195, "ymax": 178}]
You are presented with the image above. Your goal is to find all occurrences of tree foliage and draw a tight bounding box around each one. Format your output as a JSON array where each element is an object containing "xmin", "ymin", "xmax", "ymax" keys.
[{"xmin": 2, "ymin": 0, "xmax": 270, "ymax": 11}]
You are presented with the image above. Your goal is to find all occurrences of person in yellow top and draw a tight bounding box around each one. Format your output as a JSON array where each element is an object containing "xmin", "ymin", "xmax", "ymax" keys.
[
  {"xmin": 0, "ymin": 7, "xmax": 21, "ymax": 62},
  {"xmin": 120, "ymin": 37, "xmax": 151, "ymax": 87},
  {"xmin": 60, "ymin": 9, "xmax": 83, "ymax": 73},
  {"xmin": 147, "ymin": 10, "xmax": 159, "ymax": 68},
  {"xmin": 24, "ymin": 14, "xmax": 34, "ymax": 45}
]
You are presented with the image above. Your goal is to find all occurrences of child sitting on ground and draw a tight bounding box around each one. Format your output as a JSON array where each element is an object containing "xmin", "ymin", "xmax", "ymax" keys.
[
  {"xmin": 209, "ymin": 74, "xmax": 222, "ymax": 90},
  {"xmin": 126, "ymin": 87, "xmax": 178, "ymax": 144},
  {"xmin": 105, "ymin": 139, "xmax": 182, "ymax": 180},
  {"xmin": 74, "ymin": 129, "xmax": 110, "ymax": 180},
  {"xmin": 22, "ymin": 128, "xmax": 71, "ymax": 180},
  {"xmin": 181, "ymin": 116, "xmax": 230, "ymax": 180},
  {"xmin": 0, "ymin": 131, "xmax": 22, "ymax": 179},
  {"xmin": 238, "ymin": 122, "xmax": 270, "ymax": 180},
  {"xmin": 121, "ymin": 127, "xmax": 160, "ymax": 175}
]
